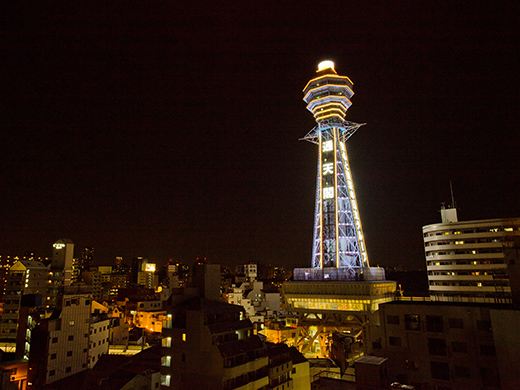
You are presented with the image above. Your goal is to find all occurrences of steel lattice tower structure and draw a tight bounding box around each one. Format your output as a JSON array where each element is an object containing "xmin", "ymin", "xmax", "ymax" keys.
[{"xmin": 302, "ymin": 61, "xmax": 369, "ymax": 272}]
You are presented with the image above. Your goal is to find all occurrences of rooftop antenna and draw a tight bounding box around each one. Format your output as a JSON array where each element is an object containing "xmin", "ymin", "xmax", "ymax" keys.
[
  {"xmin": 450, "ymin": 180, "xmax": 456, "ymax": 209},
  {"xmin": 440, "ymin": 181, "xmax": 458, "ymax": 223}
]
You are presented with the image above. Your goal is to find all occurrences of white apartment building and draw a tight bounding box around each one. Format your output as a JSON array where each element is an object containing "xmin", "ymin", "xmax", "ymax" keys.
[
  {"xmin": 423, "ymin": 213, "xmax": 520, "ymax": 304},
  {"xmin": 28, "ymin": 294, "xmax": 91, "ymax": 388}
]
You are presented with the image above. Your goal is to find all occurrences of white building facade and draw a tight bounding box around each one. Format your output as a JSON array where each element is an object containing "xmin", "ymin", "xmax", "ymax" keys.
[{"xmin": 423, "ymin": 217, "xmax": 520, "ymax": 304}]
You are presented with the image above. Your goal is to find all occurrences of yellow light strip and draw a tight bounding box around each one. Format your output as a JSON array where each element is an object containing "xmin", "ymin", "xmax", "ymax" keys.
[
  {"xmin": 318, "ymin": 136, "xmax": 324, "ymax": 269},
  {"xmin": 311, "ymin": 102, "xmax": 348, "ymax": 113},
  {"xmin": 302, "ymin": 74, "xmax": 354, "ymax": 93},
  {"xmin": 303, "ymin": 83, "xmax": 354, "ymax": 102},
  {"xmin": 334, "ymin": 128, "xmax": 340, "ymax": 268},
  {"xmin": 306, "ymin": 96, "xmax": 351, "ymax": 112},
  {"xmin": 312, "ymin": 106, "xmax": 347, "ymax": 118},
  {"xmin": 339, "ymin": 141, "xmax": 369, "ymax": 267},
  {"xmin": 315, "ymin": 112, "xmax": 345, "ymax": 121},
  {"xmin": 314, "ymin": 111, "xmax": 345, "ymax": 121}
]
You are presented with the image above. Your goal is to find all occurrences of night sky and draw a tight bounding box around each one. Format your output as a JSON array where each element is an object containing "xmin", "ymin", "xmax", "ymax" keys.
[{"xmin": 2, "ymin": 2, "xmax": 519, "ymax": 270}]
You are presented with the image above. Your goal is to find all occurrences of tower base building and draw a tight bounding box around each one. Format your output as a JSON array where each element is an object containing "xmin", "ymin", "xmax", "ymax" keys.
[{"xmin": 283, "ymin": 269, "xmax": 396, "ymax": 359}]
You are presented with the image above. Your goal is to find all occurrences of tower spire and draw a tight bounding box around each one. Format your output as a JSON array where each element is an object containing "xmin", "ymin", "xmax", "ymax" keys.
[{"xmin": 303, "ymin": 61, "xmax": 369, "ymax": 271}]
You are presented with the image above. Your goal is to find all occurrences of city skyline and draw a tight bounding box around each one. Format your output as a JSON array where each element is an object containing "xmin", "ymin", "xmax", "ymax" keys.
[{"xmin": 2, "ymin": 2, "xmax": 519, "ymax": 269}]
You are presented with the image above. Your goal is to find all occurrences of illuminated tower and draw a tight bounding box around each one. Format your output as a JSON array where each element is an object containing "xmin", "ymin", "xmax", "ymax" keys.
[
  {"xmin": 302, "ymin": 61, "xmax": 368, "ymax": 272},
  {"xmin": 283, "ymin": 62, "xmax": 395, "ymax": 359}
]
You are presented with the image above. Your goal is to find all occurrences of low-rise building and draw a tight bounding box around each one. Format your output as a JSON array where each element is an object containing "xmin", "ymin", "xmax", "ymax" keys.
[{"xmin": 373, "ymin": 300, "xmax": 520, "ymax": 389}]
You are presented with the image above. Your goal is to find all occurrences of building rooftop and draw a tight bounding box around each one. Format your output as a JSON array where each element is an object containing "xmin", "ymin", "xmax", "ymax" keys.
[
  {"xmin": 287, "ymin": 346, "xmax": 307, "ymax": 365},
  {"xmin": 382, "ymin": 300, "xmax": 513, "ymax": 309},
  {"xmin": 354, "ymin": 355, "xmax": 387, "ymax": 366}
]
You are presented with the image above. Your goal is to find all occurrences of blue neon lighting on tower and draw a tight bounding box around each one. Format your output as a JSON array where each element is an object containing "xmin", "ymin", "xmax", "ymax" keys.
[{"xmin": 302, "ymin": 61, "xmax": 369, "ymax": 272}]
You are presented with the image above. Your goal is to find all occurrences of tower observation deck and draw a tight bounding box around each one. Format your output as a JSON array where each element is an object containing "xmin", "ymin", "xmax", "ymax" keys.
[{"xmin": 302, "ymin": 61, "xmax": 368, "ymax": 273}]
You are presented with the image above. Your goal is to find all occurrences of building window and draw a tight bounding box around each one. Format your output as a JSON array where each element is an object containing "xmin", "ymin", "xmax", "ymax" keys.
[
  {"xmin": 49, "ymin": 370, "xmax": 55, "ymax": 376},
  {"xmin": 182, "ymin": 353, "xmax": 186, "ymax": 362},
  {"xmin": 68, "ymin": 335, "xmax": 74, "ymax": 341},
  {"xmin": 162, "ymin": 337, "xmax": 172, "ymax": 348},
  {"xmin": 448, "ymin": 318, "xmax": 464, "ymax": 329},
  {"xmin": 69, "ymin": 320, "xmax": 75, "ymax": 326},
  {"xmin": 480, "ymin": 345, "xmax": 496, "ymax": 356},
  {"xmin": 477, "ymin": 320, "xmax": 492, "ymax": 331},
  {"xmin": 387, "ymin": 315, "xmax": 400, "ymax": 325},
  {"xmin": 182, "ymin": 333, "xmax": 186, "ymax": 342},
  {"xmin": 67, "ymin": 351, "xmax": 72, "ymax": 357},
  {"xmin": 389, "ymin": 336, "xmax": 401, "ymax": 347},
  {"xmin": 426, "ymin": 315, "xmax": 444, "ymax": 332},
  {"xmin": 455, "ymin": 365, "xmax": 471, "ymax": 378},
  {"xmin": 431, "ymin": 361, "xmax": 450, "ymax": 381},
  {"xmin": 52, "ymin": 337, "xmax": 58, "ymax": 343},
  {"xmin": 404, "ymin": 315, "xmax": 421, "ymax": 331},
  {"xmin": 452, "ymin": 341, "xmax": 467, "ymax": 353},
  {"xmin": 161, "ymin": 356, "xmax": 171, "ymax": 367},
  {"xmin": 163, "ymin": 315, "xmax": 172, "ymax": 329},
  {"xmin": 65, "ymin": 366, "xmax": 71, "ymax": 373},
  {"xmin": 50, "ymin": 353, "xmax": 57, "ymax": 360},
  {"xmin": 428, "ymin": 338, "xmax": 447, "ymax": 356},
  {"xmin": 161, "ymin": 375, "xmax": 171, "ymax": 387}
]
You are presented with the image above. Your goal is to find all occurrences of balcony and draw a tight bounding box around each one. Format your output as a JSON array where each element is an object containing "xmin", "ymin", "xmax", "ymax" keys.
[
  {"xmin": 223, "ymin": 356, "xmax": 268, "ymax": 379},
  {"xmin": 232, "ymin": 375, "xmax": 269, "ymax": 390}
]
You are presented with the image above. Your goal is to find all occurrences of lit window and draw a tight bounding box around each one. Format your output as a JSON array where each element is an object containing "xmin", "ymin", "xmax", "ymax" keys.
[
  {"xmin": 161, "ymin": 356, "xmax": 171, "ymax": 367},
  {"xmin": 161, "ymin": 375, "xmax": 171, "ymax": 387},
  {"xmin": 182, "ymin": 333, "xmax": 186, "ymax": 342}
]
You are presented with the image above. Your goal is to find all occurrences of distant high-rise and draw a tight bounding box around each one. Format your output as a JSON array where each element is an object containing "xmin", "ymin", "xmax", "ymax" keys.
[
  {"xmin": 51, "ymin": 239, "xmax": 74, "ymax": 285},
  {"xmin": 302, "ymin": 60, "xmax": 368, "ymax": 272},
  {"xmin": 80, "ymin": 246, "xmax": 94, "ymax": 271}
]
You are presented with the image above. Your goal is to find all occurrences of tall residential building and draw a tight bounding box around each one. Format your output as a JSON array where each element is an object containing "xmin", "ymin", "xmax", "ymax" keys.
[
  {"xmin": 51, "ymin": 239, "xmax": 74, "ymax": 285},
  {"xmin": 47, "ymin": 239, "xmax": 75, "ymax": 308},
  {"xmin": 423, "ymin": 209, "xmax": 520, "ymax": 304},
  {"xmin": 160, "ymin": 296, "xmax": 269, "ymax": 390},
  {"xmin": 161, "ymin": 263, "xmax": 269, "ymax": 389},
  {"xmin": 0, "ymin": 260, "xmax": 48, "ymax": 342},
  {"xmin": 80, "ymin": 246, "xmax": 94, "ymax": 272},
  {"xmin": 27, "ymin": 292, "xmax": 91, "ymax": 388}
]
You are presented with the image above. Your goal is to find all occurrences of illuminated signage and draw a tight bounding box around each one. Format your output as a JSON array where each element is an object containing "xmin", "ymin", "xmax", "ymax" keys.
[
  {"xmin": 323, "ymin": 163, "xmax": 334, "ymax": 175},
  {"xmin": 323, "ymin": 187, "xmax": 334, "ymax": 199},
  {"xmin": 322, "ymin": 140, "xmax": 333, "ymax": 152},
  {"xmin": 53, "ymin": 243, "xmax": 65, "ymax": 250},
  {"xmin": 145, "ymin": 263, "xmax": 156, "ymax": 272}
]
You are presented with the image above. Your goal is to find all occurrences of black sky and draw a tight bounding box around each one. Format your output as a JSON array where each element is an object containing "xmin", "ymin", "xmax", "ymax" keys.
[{"xmin": 2, "ymin": 1, "xmax": 519, "ymax": 270}]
